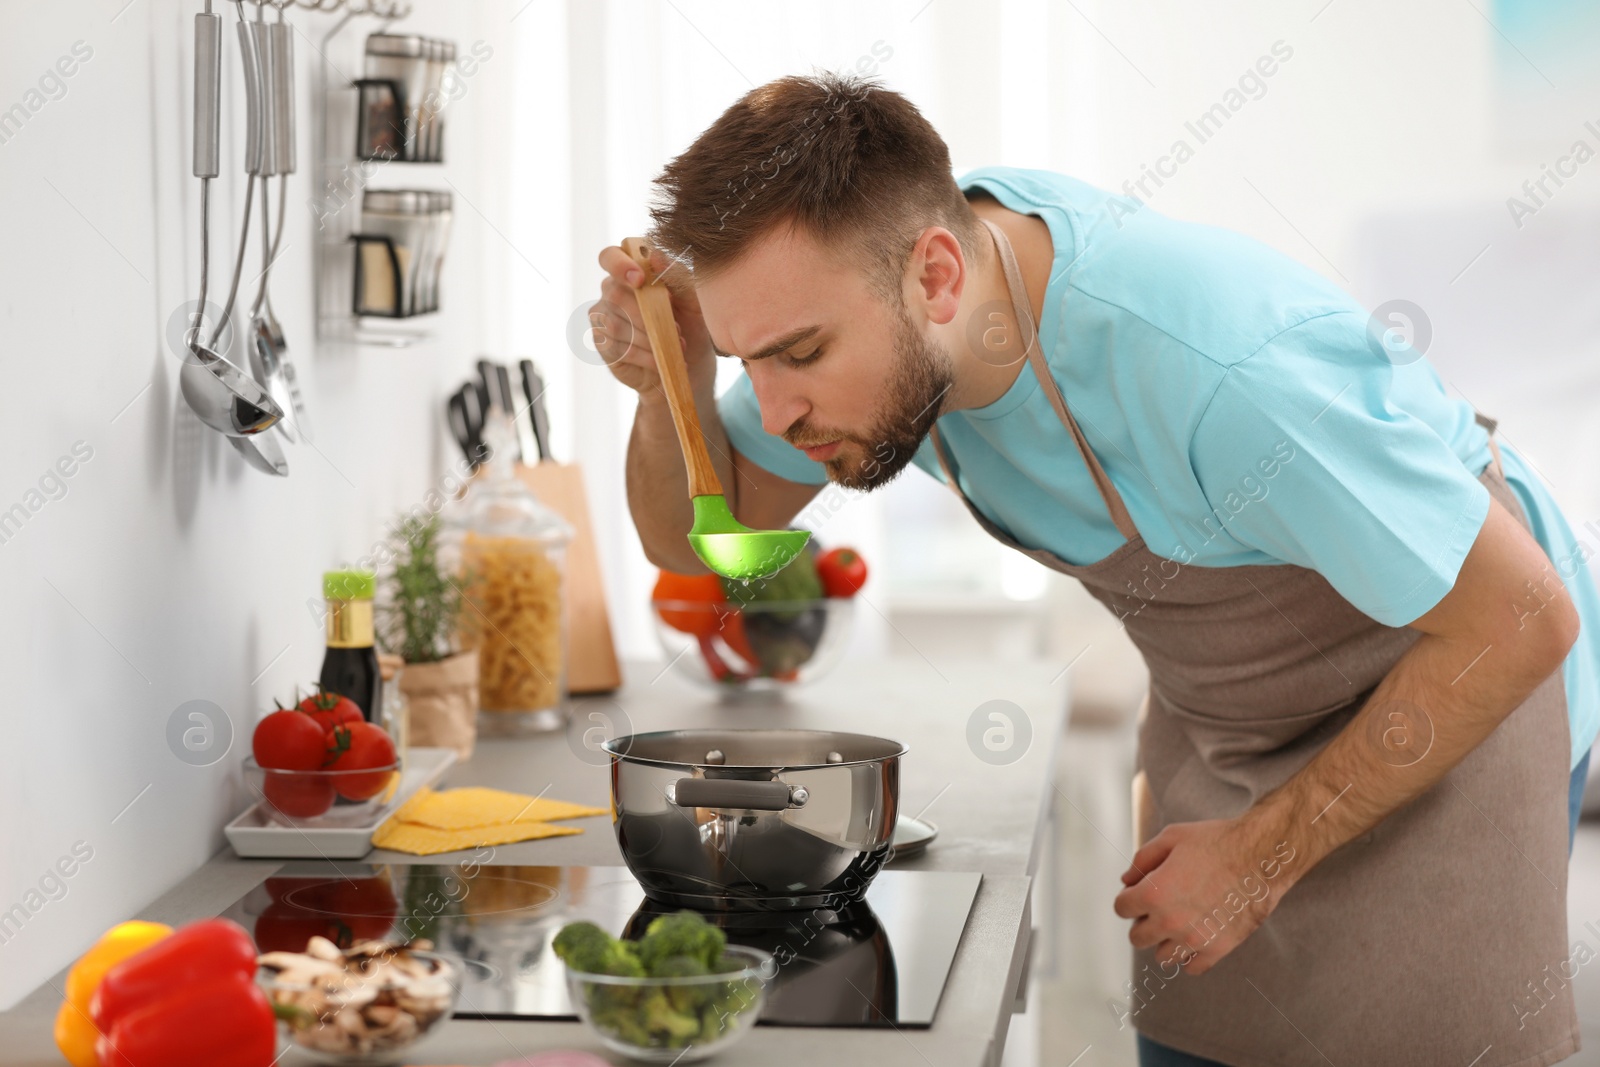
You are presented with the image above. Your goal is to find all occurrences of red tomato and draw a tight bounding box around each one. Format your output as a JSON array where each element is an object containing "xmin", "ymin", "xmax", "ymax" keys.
[
  {"xmin": 816, "ymin": 547, "xmax": 868, "ymax": 598},
  {"xmin": 251, "ymin": 710, "xmax": 328, "ymax": 771},
  {"xmin": 325, "ymin": 722, "xmax": 397, "ymax": 801},
  {"xmin": 262, "ymin": 771, "xmax": 336, "ymax": 818},
  {"xmin": 298, "ymin": 690, "xmax": 363, "ymax": 734},
  {"xmin": 652, "ymin": 570, "xmax": 726, "ymax": 636}
]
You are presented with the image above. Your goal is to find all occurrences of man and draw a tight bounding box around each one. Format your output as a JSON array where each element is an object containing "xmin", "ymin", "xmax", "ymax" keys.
[{"xmin": 593, "ymin": 74, "xmax": 1597, "ymax": 1067}]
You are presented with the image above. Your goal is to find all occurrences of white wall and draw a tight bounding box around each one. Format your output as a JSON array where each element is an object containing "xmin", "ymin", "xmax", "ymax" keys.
[{"xmin": 0, "ymin": 0, "xmax": 515, "ymax": 1008}]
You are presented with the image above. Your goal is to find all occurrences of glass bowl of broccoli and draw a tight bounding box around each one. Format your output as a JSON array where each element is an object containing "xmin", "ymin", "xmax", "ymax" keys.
[{"xmin": 555, "ymin": 912, "xmax": 774, "ymax": 1062}]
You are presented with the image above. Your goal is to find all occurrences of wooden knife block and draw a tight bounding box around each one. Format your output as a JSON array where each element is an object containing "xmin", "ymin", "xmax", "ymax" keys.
[{"xmin": 514, "ymin": 461, "xmax": 622, "ymax": 694}]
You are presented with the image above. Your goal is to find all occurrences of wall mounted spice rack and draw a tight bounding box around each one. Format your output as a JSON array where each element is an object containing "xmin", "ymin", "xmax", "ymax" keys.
[{"xmin": 307, "ymin": 1, "xmax": 460, "ymax": 346}]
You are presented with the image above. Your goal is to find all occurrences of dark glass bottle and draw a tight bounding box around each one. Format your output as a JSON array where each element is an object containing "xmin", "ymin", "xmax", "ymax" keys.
[{"xmin": 319, "ymin": 570, "xmax": 383, "ymax": 724}]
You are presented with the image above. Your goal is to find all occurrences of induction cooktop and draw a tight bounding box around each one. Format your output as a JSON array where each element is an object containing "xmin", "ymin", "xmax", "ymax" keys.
[{"xmin": 223, "ymin": 863, "xmax": 981, "ymax": 1028}]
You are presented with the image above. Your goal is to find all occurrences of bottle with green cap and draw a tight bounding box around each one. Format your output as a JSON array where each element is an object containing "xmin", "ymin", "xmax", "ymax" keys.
[{"xmin": 320, "ymin": 569, "xmax": 383, "ymax": 724}]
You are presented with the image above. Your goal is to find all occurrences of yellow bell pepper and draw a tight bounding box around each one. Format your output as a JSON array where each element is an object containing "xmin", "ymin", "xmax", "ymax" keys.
[{"xmin": 53, "ymin": 920, "xmax": 173, "ymax": 1067}]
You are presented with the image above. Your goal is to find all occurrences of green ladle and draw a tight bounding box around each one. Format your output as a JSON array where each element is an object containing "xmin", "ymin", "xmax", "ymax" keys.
[{"xmin": 621, "ymin": 238, "xmax": 810, "ymax": 580}]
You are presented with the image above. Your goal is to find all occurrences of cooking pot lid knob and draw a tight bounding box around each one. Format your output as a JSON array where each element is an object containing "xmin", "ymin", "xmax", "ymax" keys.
[
  {"xmin": 826, "ymin": 751, "xmax": 843, "ymax": 764},
  {"xmin": 705, "ymin": 749, "xmax": 726, "ymax": 765},
  {"xmin": 789, "ymin": 785, "xmax": 810, "ymax": 807}
]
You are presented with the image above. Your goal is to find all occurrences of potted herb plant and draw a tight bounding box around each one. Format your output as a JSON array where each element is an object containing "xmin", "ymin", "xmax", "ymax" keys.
[{"xmin": 378, "ymin": 512, "xmax": 479, "ymax": 759}]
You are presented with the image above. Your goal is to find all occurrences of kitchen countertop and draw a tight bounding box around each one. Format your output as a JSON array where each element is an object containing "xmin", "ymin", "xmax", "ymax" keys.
[{"xmin": 0, "ymin": 657, "xmax": 1068, "ymax": 1067}]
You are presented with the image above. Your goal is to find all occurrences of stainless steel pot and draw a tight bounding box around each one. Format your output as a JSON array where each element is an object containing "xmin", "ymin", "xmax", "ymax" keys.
[{"xmin": 603, "ymin": 729, "xmax": 905, "ymax": 911}]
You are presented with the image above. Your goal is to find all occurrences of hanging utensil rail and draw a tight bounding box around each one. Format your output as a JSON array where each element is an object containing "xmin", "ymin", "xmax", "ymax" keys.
[{"xmin": 277, "ymin": 0, "xmax": 413, "ymax": 19}]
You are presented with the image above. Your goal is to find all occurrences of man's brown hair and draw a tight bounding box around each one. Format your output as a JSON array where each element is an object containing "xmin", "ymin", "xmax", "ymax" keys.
[{"xmin": 648, "ymin": 73, "xmax": 981, "ymax": 296}]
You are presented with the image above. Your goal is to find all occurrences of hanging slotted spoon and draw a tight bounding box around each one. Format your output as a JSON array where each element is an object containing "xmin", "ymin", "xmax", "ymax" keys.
[
  {"xmin": 249, "ymin": 4, "xmax": 312, "ymax": 443},
  {"xmin": 620, "ymin": 237, "xmax": 809, "ymax": 581}
]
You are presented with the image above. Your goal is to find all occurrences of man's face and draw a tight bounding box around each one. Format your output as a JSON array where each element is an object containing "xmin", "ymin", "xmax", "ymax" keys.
[{"xmin": 696, "ymin": 225, "xmax": 951, "ymax": 490}]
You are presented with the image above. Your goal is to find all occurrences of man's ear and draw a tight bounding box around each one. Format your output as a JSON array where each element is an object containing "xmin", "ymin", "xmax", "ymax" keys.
[{"xmin": 906, "ymin": 227, "xmax": 967, "ymax": 326}]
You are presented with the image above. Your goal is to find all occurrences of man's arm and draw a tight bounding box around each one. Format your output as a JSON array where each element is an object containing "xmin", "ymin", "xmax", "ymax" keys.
[{"xmin": 1113, "ymin": 496, "xmax": 1580, "ymax": 974}]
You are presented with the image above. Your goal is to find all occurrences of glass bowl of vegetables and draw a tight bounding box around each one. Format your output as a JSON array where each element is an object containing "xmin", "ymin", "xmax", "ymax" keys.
[
  {"xmin": 650, "ymin": 543, "xmax": 866, "ymax": 693},
  {"xmin": 556, "ymin": 913, "xmax": 773, "ymax": 1063},
  {"xmin": 258, "ymin": 936, "xmax": 469, "ymax": 1065},
  {"xmin": 242, "ymin": 758, "xmax": 400, "ymax": 827}
]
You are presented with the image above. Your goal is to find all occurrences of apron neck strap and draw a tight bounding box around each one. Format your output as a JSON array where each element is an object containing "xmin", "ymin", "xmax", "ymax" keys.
[{"xmin": 970, "ymin": 218, "xmax": 1141, "ymax": 541}]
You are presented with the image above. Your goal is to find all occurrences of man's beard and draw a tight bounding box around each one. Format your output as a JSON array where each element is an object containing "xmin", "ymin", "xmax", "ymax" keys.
[{"xmin": 786, "ymin": 307, "xmax": 952, "ymax": 492}]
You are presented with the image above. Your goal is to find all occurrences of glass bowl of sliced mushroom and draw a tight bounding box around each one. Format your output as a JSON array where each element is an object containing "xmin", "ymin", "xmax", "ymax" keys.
[{"xmin": 258, "ymin": 935, "xmax": 463, "ymax": 1064}]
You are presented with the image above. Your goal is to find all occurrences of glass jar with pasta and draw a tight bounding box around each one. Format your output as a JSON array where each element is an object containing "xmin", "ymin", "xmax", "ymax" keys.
[{"xmin": 445, "ymin": 413, "xmax": 573, "ymax": 735}]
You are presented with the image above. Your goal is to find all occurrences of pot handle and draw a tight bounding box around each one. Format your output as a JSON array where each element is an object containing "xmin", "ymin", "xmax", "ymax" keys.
[{"xmin": 671, "ymin": 778, "xmax": 808, "ymax": 811}]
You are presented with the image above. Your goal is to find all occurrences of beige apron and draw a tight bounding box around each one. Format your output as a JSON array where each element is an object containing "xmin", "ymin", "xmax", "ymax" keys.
[{"xmin": 930, "ymin": 220, "xmax": 1578, "ymax": 1067}]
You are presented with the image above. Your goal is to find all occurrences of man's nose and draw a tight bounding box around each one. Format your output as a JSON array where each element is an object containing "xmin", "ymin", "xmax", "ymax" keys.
[{"xmin": 750, "ymin": 365, "xmax": 808, "ymax": 438}]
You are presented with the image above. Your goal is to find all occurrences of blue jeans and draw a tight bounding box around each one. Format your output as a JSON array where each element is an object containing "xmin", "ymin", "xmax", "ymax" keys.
[
  {"xmin": 1137, "ymin": 1034, "xmax": 1232, "ymax": 1066},
  {"xmin": 1138, "ymin": 753, "xmax": 1594, "ymax": 1067}
]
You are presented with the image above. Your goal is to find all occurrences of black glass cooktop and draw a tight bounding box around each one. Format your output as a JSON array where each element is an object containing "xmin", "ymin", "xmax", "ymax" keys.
[{"xmin": 223, "ymin": 863, "xmax": 981, "ymax": 1028}]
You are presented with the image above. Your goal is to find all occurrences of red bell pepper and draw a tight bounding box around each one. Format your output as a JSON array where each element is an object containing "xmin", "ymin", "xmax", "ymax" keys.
[
  {"xmin": 90, "ymin": 917, "xmax": 276, "ymax": 1067},
  {"xmin": 90, "ymin": 918, "xmax": 258, "ymax": 1028},
  {"xmin": 97, "ymin": 973, "xmax": 277, "ymax": 1067}
]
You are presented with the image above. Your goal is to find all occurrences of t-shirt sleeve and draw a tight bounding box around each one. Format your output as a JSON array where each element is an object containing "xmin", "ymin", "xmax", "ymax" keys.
[
  {"xmin": 716, "ymin": 374, "xmax": 831, "ymax": 486},
  {"xmin": 1188, "ymin": 312, "xmax": 1490, "ymax": 627}
]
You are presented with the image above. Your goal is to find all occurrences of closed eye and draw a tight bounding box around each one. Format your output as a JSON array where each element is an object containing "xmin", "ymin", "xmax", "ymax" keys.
[{"xmin": 786, "ymin": 347, "xmax": 823, "ymax": 368}]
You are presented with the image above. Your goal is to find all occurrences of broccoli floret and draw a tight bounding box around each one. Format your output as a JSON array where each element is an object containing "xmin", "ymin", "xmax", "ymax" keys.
[
  {"xmin": 553, "ymin": 922, "xmax": 609, "ymax": 968},
  {"xmin": 594, "ymin": 1002, "xmax": 653, "ymax": 1047},
  {"xmin": 641, "ymin": 988, "xmax": 702, "ymax": 1044},
  {"xmin": 700, "ymin": 1001, "xmax": 728, "ymax": 1039},
  {"xmin": 553, "ymin": 921, "xmax": 645, "ymax": 977},
  {"xmin": 636, "ymin": 910, "xmax": 726, "ymax": 973},
  {"xmin": 655, "ymin": 954, "xmax": 710, "ymax": 978},
  {"xmin": 655, "ymin": 954, "xmax": 712, "ymax": 1013}
]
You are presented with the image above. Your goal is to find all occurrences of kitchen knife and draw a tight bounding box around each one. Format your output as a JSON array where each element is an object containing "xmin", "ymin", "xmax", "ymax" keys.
[
  {"xmin": 520, "ymin": 359, "xmax": 550, "ymax": 462},
  {"xmin": 475, "ymin": 358, "xmax": 498, "ymax": 409},
  {"xmin": 474, "ymin": 359, "xmax": 519, "ymax": 462},
  {"xmin": 499, "ymin": 363, "xmax": 539, "ymax": 463}
]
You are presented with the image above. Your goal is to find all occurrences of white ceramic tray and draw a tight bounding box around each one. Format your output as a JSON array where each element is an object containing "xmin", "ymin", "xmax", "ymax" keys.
[{"xmin": 224, "ymin": 747, "xmax": 456, "ymax": 859}]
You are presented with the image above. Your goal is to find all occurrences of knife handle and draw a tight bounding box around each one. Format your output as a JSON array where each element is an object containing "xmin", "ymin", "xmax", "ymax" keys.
[{"xmin": 520, "ymin": 359, "xmax": 550, "ymax": 462}]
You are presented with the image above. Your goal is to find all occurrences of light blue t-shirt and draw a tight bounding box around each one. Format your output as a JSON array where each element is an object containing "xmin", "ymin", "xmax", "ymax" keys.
[{"xmin": 719, "ymin": 166, "xmax": 1600, "ymax": 769}]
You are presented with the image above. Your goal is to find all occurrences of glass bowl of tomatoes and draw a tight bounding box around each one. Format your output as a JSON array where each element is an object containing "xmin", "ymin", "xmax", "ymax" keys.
[
  {"xmin": 243, "ymin": 758, "xmax": 402, "ymax": 826},
  {"xmin": 247, "ymin": 691, "xmax": 401, "ymax": 826}
]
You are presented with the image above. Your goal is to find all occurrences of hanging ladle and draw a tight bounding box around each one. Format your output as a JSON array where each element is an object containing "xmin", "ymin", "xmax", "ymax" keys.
[
  {"xmin": 248, "ymin": 1, "xmax": 312, "ymax": 445},
  {"xmin": 620, "ymin": 238, "xmax": 810, "ymax": 581},
  {"xmin": 180, "ymin": 2, "xmax": 286, "ymax": 466}
]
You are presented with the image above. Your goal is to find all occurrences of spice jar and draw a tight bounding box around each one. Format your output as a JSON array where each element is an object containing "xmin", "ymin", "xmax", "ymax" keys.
[
  {"xmin": 443, "ymin": 413, "xmax": 572, "ymax": 734},
  {"xmin": 356, "ymin": 190, "xmax": 424, "ymax": 316},
  {"xmin": 363, "ymin": 33, "xmax": 429, "ymax": 159},
  {"xmin": 419, "ymin": 190, "xmax": 452, "ymax": 313}
]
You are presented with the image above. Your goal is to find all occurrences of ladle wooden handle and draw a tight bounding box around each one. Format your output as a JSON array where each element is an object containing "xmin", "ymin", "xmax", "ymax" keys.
[{"xmin": 621, "ymin": 237, "xmax": 724, "ymax": 499}]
